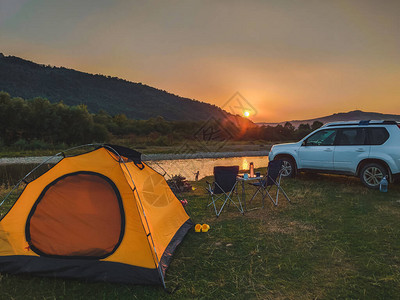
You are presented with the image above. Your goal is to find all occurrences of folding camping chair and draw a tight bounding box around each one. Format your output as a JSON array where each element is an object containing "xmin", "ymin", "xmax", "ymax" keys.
[
  {"xmin": 205, "ymin": 166, "xmax": 243, "ymax": 217},
  {"xmin": 248, "ymin": 160, "xmax": 291, "ymax": 207}
]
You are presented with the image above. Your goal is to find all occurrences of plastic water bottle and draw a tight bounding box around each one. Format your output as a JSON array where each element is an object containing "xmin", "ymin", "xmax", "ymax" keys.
[{"xmin": 379, "ymin": 176, "xmax": 388, "ymax": 192}]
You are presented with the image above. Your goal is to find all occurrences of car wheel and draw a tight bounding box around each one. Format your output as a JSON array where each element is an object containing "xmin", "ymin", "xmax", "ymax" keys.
[
  {"xmin": 278, "ymin": 157, "xmax": 296, "ymax": 178},
  {"xmin": 360, "ymin": 163, "xmax": 387, "ymax": 189}
]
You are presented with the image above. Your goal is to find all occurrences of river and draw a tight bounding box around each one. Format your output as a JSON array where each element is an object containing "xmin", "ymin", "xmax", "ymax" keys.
[{"xmin": 0, "ymin": 155, "xmax": 268, "ymax": 185}]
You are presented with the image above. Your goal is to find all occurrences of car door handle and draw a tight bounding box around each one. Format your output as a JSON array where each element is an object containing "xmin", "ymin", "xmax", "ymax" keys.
[
  {"xmin": 324, "ymin": 148, "xmax": 333, "ymax": 152},
  {"xmin": 356, "ymin": 148, "xmax": 365, "ymax": 152}
]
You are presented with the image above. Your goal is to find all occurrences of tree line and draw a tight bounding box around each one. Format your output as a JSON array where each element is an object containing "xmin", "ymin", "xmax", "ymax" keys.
[
  {"xmin": 0, "ymin": 92, "xmax": 322, "ymax": 149},
  {"xmin": 243, "ymin": 121, "xmax": 323, "ymax": 141}
]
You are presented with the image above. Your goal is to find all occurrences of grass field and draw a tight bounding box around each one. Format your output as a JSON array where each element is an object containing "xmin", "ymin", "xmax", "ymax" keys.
[{"xmin": 0, "ymin": 171, "xmax": 399, "ymax": 299}]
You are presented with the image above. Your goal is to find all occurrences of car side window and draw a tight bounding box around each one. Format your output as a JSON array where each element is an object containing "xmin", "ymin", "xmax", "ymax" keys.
[
  {"xmin": 336, "ymin": 128, "xmax": 367, "ymax": 145},
  {"xmin": 305, "ymin": 129, "xmax": 337, "ymax": 146},
  {"xmin": 368, "ymin": 127, "xmax": 389, "ymax": 145}
]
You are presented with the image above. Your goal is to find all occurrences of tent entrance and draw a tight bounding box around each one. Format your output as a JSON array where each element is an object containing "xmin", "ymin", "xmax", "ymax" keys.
[{"xmin": 26, "ymin": 172, "xmax": 125, "ymax": 258}]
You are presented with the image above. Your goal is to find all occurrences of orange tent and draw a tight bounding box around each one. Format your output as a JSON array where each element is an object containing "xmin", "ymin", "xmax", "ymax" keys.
[{"xmin": 0, "ymin": 145, "xmax": 192, "ymax": 286}]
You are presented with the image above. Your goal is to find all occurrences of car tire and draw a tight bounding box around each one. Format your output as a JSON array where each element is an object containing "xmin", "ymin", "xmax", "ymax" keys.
[
  {"xmin": 360, "ymin": 163, "xmax": 387, "ymax": 189},
  {"xmin": 277, "ymin": 156, "xmax": 296, "ymax": 178}
]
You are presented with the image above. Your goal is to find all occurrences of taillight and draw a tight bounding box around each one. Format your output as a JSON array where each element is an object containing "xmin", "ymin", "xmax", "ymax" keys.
[{"xmin": 397, "ymin": 124, "xmax": 400, "ymax": 130}]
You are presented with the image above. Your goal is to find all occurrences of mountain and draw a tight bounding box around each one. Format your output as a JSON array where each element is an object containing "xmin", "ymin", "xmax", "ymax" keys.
[
  {"xmin": 258, "ymin": 110, "xmax": 400, "ymax": 128},
  {"xmin": 0, "ymin": 54, "xmax": 248, "ymax": 123}
]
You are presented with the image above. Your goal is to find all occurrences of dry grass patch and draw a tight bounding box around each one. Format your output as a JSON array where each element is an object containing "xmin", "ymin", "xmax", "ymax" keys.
[{"xmin": 251, "ymin": 213, "xmax": 317, "ymax": 235}]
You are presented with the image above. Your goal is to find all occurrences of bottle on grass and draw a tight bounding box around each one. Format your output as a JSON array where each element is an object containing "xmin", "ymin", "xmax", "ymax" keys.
[{"xmin": 379, "ymin": 176, "xmax": 388, "ymax": 193}]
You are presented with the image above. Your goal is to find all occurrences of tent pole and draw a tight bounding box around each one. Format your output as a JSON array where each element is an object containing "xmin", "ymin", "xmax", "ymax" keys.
[{"xmin": 104, "ymin": 145, "xmax": 167, "ymax": 288}]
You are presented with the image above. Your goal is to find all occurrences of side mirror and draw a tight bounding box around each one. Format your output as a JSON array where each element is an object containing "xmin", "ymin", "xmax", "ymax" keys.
[{"xmin": 302, "ymin": 140, "xmax": 307, "ymax": 146}]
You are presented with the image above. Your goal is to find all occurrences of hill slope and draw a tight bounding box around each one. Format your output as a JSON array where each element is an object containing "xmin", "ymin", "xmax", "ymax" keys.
[
  {"xmin": 258, "ymin": 110, "xmax": 400, "ymax": 127},
  {"xmin": 0, "ymin": 54, "xmax": 232, "ymax": 121}
]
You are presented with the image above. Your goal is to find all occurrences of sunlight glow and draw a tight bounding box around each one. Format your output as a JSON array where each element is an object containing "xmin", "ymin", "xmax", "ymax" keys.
[
  {"xmin": 242, "ymin": 158, "xmax": 249, "ymax": 170},
  {"xmin": 243, "ymin": 110, "xmax": 250, "ymax": 117}
]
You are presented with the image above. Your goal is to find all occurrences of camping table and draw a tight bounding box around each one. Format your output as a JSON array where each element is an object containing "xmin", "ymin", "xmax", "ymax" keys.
[{"xmin": 236, "ymin": 175, "xmax": 263, "ymax": 212}]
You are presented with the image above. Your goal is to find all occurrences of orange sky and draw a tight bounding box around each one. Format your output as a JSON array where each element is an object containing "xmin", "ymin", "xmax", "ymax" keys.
[{"xmin": 1, "ymin": 0, "xmax": 399, "ymax": 122}]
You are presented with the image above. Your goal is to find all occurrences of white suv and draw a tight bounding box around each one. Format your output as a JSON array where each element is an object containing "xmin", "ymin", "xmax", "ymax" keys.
[{"xmin": 268, "ymin": 120, "xmax": 400, "ymax": 189}]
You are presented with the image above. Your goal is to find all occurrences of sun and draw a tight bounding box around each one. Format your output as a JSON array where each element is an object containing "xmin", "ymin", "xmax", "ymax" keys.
[{"xmin": 243, "ymin": 110, "xmax": 250, "ymax": 118}]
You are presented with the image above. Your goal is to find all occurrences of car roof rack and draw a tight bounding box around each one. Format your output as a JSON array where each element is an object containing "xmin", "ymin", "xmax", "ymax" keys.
[{"xmin": 324, "ymin": 120, "xmax": 399, "ymax": 127}]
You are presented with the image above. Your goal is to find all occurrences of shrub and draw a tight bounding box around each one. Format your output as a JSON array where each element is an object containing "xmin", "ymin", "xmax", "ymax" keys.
[
  {"xmin": 13, "ymin": 139, "xmax": 28, "ymax": 150},
  {"xmin": 30, "ymin": 139, "xmax": 50, "ymax": 150},
  {"xmin": 154, "ymin": 136, "xmax": 169, "ymax": 146}
]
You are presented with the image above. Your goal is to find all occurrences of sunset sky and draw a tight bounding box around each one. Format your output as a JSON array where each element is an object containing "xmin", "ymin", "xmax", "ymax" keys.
[{"xmin": 1, "ymin": 0, "xmax": 399, "ymax": 122}]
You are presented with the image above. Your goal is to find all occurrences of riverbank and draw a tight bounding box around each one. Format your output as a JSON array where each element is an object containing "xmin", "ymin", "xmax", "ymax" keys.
[
  {"xmin": 0, "ymin": 140, "xmax": 275, "ymax": 159},
  {"xmin": 0, "ymin": 150, "xmax": 268, "ymax": 165}
]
